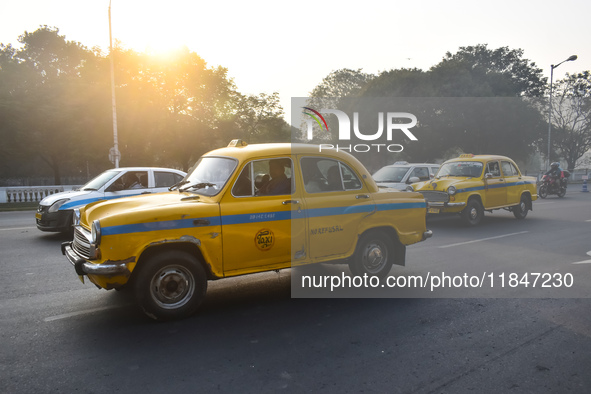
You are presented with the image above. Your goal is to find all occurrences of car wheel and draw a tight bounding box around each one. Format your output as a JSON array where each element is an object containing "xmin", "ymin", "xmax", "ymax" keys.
[
  {"xmin": 461, "ymin": 199, "xmax": 484, "ymax": 226},
  {"xmin": 349, "ymin": 232, "xmax": 393, "ymax": 279},
  {"xmin": 538, "ymin": 185, "xmax": 547, "ymax": 199},
  {"xmin": 513, "ymin": 194, "xmax": 529, "ymax": 220},
  {"xmin": 134, "ymin": 250, "xmax": 207, "ymax": 321}
]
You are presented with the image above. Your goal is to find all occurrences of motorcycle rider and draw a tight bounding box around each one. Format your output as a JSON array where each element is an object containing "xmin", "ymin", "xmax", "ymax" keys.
[{"xmin": 544, "ymin": 162, "xmax": 563, "ymax": 191}]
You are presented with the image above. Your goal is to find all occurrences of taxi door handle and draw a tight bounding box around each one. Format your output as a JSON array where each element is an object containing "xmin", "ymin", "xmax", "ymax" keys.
[
  {"xmin": 356, "ymin": 194, "xmax": 370, "ymax": 199},
  {"xmin": 193, "ymin": 219, "xmax": 210, "ymax": 226},
  {"xmin": 282, "ymin": 200, "xmax": 300, "ymax": 205}
]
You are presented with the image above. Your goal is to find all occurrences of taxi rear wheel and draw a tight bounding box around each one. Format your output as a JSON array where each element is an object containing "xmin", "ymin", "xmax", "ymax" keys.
[
  {"xmin": 461, "ymin": 199, "xmax": 483, "ymax": 226},
  {"xmin": 513, "ymin": 194, "xmax": 529, "ymax": 219},
  {"xmin": 349, "ymin": 232, "xmax": 393, "ymax": 279},
  {"xmin": 134, "ymin": 250, "xmax": 207, "ymax": 321}
]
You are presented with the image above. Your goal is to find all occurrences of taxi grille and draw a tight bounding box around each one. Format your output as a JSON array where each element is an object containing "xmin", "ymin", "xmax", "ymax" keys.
[
  {"xmin": 73, "ymin": 226, "xmax": 92, "ymax": 259},
  {"xmin": 419, "ymin": 191, "xmax": 449, "ymax": 203}
]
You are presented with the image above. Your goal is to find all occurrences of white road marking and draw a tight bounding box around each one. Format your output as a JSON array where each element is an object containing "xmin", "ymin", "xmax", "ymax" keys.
[
  {"xmin": 0, "ymin": 226, "xmax": 36, "ymax": 231},
  {"xmin": 438, "ymin": 231, "xmax": 529, "ymax": 249},
  {"xmin": 571, "ymin": 251, "xmax": 591, "ymax": 264},
  {"xmin": 585, "ymin": 219, "xmax": 591, "ymax": 222},
  {"xmin": 44, "ymin": 304, "xmax": 132, "ymax": 322}
]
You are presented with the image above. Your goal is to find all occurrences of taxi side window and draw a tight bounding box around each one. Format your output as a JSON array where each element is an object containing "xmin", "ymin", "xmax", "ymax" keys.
[
  {"xmin": 486, "ymin": 161, "xmax": 501, "ymax": 177},
  {"xmin": 232, "ymin": 162, "xmax": 253, "ymax": 197},
  {"xmin": 501, "ymin": 161, "xmax": 519, "ymax": 177},
  {"xmin": 501, "ymin": 161, "xmax": 514, "ymax": 176},
  {"xmin": 155, "ymin": 171, "xmax": 183, "ymax": 188},
  {"xmin": 232, "ymin": 158, "xmax": 293, "ymax": 197},
  {"xmin": 410, "ymin": 167, "xmax": 430, "ymax": 181},
  {"xmin": 301, "ymin": 158, "xmax": 361, "ymax": 193}
]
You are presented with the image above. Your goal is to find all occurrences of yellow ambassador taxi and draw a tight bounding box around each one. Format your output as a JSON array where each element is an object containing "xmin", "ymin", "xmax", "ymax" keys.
[
  {"xmin": 409, "ymin": 154, "xmax": 538, "ymax": 226},
  {"xmin": 62, "ymin": 141, "xmax": 432, "ymax": 320}
]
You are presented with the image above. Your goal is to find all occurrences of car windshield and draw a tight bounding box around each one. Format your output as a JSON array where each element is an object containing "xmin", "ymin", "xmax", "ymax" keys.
[
  {"xmin": 180, "ymin": 156, "xmax": 237, "ymax": 196},
  {"xmin": 372, "ymin": 166, "xmax": 410, "ymax": 183},
  {"xmin": 437, "ymin": 161, "xmax": 483, "ymax": 178},
  {"xmin": 81, "ymin": 170, "xmax": 120, "ymax": 191}
]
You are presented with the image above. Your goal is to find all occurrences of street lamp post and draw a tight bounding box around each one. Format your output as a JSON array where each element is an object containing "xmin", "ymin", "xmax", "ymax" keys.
[
  {"xmin": 108, "ymin": 0, "xmax": 120, "ymax": 168},
  {"xmin": 547, "ymin": 55, "xmax": 577, "ymax": 170}
]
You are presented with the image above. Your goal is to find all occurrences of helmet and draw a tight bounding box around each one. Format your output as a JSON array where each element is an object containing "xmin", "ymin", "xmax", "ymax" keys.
[{"xmin": 551, "ymin": 162, "xmax": 560, "ymax": 168}]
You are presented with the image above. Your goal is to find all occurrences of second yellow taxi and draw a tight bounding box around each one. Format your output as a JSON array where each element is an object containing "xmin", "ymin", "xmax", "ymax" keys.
[{"xmin": 409, "ymin": 154, "xmax": 538, "ymax": 226}]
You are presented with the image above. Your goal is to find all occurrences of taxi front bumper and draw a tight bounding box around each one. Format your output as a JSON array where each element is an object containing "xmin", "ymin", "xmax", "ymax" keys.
[
  {"xmin": 427, "ymin": 201, "xmax": 466, "ymax": 207},
  {"xmin": 61, "ymin": 242, "xmax": 131, "ymax": 277}
]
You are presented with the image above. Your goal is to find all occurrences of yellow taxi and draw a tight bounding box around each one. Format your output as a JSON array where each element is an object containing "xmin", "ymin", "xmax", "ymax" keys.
[
  {"xmin": 62, "ymin": 141, "xmax": 432, "ymax": 320},
  {"xmin": 409, "ymin": 154, "xmax": 538, "ymax": 226}
]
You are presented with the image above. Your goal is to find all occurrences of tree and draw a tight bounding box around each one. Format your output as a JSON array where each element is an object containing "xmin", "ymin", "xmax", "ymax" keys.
[
  {"xmin": 355, "ymin": 44, "xmax": 547, "ymax": 166},
  {"xmin": 310, "ymin": 68, "xmax": 374, "ymax": 98},
  {"xmin": 0, "ymin": 26, "xmax": 98, "ymax": 184},
  {"xmin": 431, "ymin": 44, "xmax": 546, "ymax": 97},
  {"xmin": 234, "ymin": 92, "xmax": 289, "ymax": 143},
  {"xmin": 550, "ymin": 71, "xmax": 591, "ymax": 169}
]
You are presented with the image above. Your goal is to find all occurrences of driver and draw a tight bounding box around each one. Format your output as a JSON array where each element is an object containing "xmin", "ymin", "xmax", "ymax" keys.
[{"xmin": 260, "ymin": 159, "xmax": 291, "ymax": 195}]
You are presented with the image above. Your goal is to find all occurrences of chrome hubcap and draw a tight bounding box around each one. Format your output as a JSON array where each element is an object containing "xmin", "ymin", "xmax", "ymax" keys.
[
  {"xmin": 150, "ymin": 265, "xmax": 195, "ymax": 309},
  {"xmin": 362, "ymin": 242, "xmax": 387, "ymax": 274},
  {"xmin": 470, "ymin": 208, "xmax": 478, "ymax": 220}
]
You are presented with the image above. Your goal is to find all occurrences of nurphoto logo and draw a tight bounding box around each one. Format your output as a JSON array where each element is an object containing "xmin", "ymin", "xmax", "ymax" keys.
[{"xmin": 302, "ymin": 107, "xmax": 418, "ymax": 153}]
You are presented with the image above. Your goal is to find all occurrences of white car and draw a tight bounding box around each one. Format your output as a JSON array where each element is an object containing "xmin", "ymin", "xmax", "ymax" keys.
[
  {"xmin": 36, "ymin": 167, "xmax": 186, "ymax": 232},
  {"xmin": 373, "ymin": 162, "xmax": 439, "ymax": 190}
]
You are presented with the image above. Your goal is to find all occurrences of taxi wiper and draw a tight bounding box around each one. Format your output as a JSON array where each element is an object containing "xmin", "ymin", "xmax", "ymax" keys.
[
  {"xmin": 82, "ymin": 187, "xmax": 98, "ymax": 191},
  {"xmin": 169, "ymin": 180, "xmax": 190, "ymax": 191},
  {"xmin": 180, "ymin": 182, "xmax": 216, "ymax": 192}
]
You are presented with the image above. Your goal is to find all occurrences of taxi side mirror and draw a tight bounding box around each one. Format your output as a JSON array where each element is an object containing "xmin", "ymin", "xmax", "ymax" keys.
[{"xmin": 484, "ymin": 173, "xmax": 493, "ymax": 179}]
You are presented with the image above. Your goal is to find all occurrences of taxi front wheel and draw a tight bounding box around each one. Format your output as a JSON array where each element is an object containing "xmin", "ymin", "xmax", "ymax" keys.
[
  {"xmin": 134, "ymin": 250, "xmax": 207, "ymax": 321},
  {"xmin": 461, "ymin": 199, "xmax": 483, "ymax": 226},
  {"xmin": 349, "ymin": 232, "xmax": 393, "ymax": 279}
]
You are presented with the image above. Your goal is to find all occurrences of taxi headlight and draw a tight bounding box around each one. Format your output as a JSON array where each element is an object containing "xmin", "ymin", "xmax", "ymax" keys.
[
  {"xmin": 448, "ymin": 186, "xmax": 456, "ymax": 195},
  {"xmin": 48, "ymin": 199, "xmax": 69, "ymax": 213},
  {"xmin": 91, "ymin": 220, "xmax": 102, "ymax": 245}
]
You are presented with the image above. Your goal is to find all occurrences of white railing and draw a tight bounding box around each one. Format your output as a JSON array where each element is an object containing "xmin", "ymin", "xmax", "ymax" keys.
[{"xmin": 1, "ymin": 186, "xmax": 81, "ymax": 204}]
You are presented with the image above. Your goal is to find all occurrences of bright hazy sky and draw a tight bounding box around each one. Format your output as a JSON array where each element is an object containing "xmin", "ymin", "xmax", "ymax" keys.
[{"xmin": 1, "ymin": 0, "xmax": 590, "ymax": 122}]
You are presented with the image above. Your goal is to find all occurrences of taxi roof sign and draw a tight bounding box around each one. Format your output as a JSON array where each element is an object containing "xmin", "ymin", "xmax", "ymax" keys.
[
  {"xmin": 459, "ymin": 154, "xmax": 474, "ymax": 158},
  {"xmin": 228, "ymin": 139, "xmax": 248, "ymax": 147}
]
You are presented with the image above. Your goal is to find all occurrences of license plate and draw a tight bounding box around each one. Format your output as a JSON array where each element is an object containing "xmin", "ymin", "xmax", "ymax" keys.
[
  {"xmin": 428, "ymin": 207, "xmax": 440, "ymax": 214},
  {"xmin": 35, "ymin": 212, "xmax": 42, "ymax": 220}
]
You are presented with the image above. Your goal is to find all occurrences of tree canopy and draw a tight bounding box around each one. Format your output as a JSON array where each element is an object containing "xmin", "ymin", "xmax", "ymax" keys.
[
  {"xmin": 0, "ymin": 26, "xmax": 289, "ymax": 184},
  {"xmin": 306, "ymin": 44, "xmax": 572, "ymax": 170}
]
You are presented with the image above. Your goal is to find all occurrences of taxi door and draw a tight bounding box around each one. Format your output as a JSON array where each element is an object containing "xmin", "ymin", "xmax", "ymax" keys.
[
  {"xmin": 219, "ymin": 157, "xmax": 305, "ymax": 275},
  {"xmin": 483, "ymin": 160, "xmax": 507, "ymax": 207},
  {"xmin": 298, "ymin": 156, "xmax": 376, "ymax": 263},
  {"xmin": 501, "ymin": 160, "xmax": 521, "ymax": 205}
]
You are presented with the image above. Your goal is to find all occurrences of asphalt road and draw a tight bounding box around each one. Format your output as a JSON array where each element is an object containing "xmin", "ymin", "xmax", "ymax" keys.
[{"xmin": 1, "ymin": 191, "xmax": 590, "ymax": 393}]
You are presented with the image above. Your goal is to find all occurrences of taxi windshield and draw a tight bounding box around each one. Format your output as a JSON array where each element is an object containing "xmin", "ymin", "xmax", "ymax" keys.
[
  {"xmin": 82, "ymin": 170, "xmax": 119, "ymax": 191},
  {"xmin": 180, "ymin": 156, "xmax": 237, "ymax": 196},
  {"xmin": 372, "ymin": 166, "xmax": 409, "ymax": 183},
  {"xmin": 437, "ymin": 161, "xmax": 483, "ymax": 178}
]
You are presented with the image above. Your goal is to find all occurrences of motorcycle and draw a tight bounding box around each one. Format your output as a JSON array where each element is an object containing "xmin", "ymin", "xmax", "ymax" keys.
[{"xmin": 538, "ymin": 174, "xmax": 567, "ymax": 198}]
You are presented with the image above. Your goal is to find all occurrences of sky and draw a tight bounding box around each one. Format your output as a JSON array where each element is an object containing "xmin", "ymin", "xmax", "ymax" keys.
[{"xmin": 1, "ymin": 0, "xmax": 590, "ymax": 123}]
